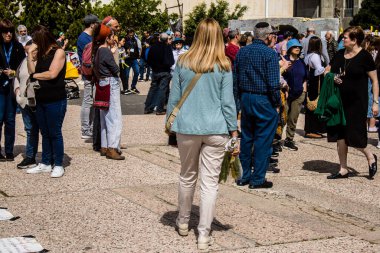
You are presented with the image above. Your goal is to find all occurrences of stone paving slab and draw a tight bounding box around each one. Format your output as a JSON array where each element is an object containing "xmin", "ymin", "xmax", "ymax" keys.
[
  {"xmin": 229, "ymin": 236, "xmax": 380, "ymax": 253},
  {"xmin": 0, "ymin": 189, "xmax": 200, "ymax": 253},
  {"xmin": 0, "ymin": 153, "xmax": 177, "ymax": 197}
]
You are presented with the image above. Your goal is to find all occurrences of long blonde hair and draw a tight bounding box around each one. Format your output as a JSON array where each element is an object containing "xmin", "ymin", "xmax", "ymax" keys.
[{"xmin": 178, "ymin": 18, "xmax": 231, "ymax": 73}]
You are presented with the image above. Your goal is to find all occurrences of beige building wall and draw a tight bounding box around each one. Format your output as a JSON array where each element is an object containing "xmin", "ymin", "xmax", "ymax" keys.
[{"xmin": 163, "ymin": 0, "xmax": 294, "ymax": 20}]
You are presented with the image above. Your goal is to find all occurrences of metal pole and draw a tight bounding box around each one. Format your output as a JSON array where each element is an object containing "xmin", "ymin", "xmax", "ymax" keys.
[{"xmin": 265, "ymin": 0, "xmax": 269, "ymax": 18}]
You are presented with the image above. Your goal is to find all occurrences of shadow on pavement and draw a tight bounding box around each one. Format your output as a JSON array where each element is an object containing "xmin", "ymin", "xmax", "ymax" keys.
[
  {"xmin": 67, "ymin": 90, "xmax": 147, "ymax": 115},
  {"xmin": 303, "ymin": 160, "xmax": 359, "ymax": 176},
  {"xmin": 160, "ymin": 206, "xmax": 233, "ymax": 237}
]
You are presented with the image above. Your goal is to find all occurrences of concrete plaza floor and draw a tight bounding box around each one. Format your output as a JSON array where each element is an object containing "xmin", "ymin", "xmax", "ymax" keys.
[{"xmin": 0, "ymin": 80, "xmax": 380, "ymax": 252}]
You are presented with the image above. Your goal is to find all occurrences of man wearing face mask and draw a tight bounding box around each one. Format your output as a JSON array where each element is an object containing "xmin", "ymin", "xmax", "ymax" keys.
[
  {"xmin": 16, "ymin": 25, "xmax": 32, "ymax": 48},
  {"xmin": 234, "ymin": 22, "xmax": 280, "ymax": 189}
]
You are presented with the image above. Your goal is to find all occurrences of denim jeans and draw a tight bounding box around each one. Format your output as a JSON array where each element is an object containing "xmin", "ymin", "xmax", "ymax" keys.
[
  {"xmin": 144, "ymin": 72, "xmax": 172, "ymax": 112},
  {"xmin": 125, "ymin": 59, "xmax": 140, "ymax": 90},
  {"xmin": 99, "ymin": 77, "xmax": 122, "ymax": 149},
  {"xmin": 80, "ymin": 76, "xmax": 94, "ymax": 135},
  {"xmin": 239, "ymin": 93, "xmax": 278, "ymax": 186},
  {"xmin": 139, "ymin": 58, "xmax": 151, "ymax": 80},
  {"xmin": 20, "ymin": 105, "xmax": 39, "ymax": 159},
  {"xmin": 36, "ymin": 99, "xmax": 67, "ymax": 166},
  {"xmin": 0, "ymin": 92, "xmax": 16, "ymax": 155}
]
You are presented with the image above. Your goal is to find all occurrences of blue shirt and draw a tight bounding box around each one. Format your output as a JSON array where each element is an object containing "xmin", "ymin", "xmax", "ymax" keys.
[
  {"xmin": 283, "ymin": 56, "xmax": 307, "ymax": 101},
  {"xmin": 77, "ymin": 32, "xmax": 92, "ymax": 63},
  {"xmin": 234, "ymin": 40, "xmax": 281, "ymax": 107},
  {"xmin": 167, "ymin": 65, "xmax": 237, "ymax": 135}
]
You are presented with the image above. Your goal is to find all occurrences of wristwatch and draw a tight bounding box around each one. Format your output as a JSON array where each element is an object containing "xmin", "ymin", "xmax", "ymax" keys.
[{"xmin": 374, "ymin": 100, "xmax": 379, "ymax": 104}]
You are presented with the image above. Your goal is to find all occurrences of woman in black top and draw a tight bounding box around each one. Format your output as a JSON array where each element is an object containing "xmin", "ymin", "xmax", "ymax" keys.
[
  {"xmin": 327, "ymin": 26, "xmax": 379, "ymax": 180},
  {"xmin": 0, "ymin": 19, "xmax": 25, "ymax": 161},
  {"xmin": 26, "ymin": 25, "xmax": 67, "ymax": 178}
]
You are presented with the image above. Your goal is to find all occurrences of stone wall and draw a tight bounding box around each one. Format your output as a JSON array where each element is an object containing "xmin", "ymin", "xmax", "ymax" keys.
[{"xmin": 229, "ymin": 17, "xmax": 340, "ymax": 37}]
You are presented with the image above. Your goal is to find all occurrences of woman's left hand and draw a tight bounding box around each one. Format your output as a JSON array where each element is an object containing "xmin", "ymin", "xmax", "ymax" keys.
[{"xmin": 372, "ymin": 103, "xmax": 379, "ymax": 117}]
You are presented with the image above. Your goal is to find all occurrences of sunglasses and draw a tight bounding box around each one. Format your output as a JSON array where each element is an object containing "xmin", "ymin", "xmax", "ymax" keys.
[{"xmin": 1, "ymin": 30, "xmax": 13, "ymax": 34}]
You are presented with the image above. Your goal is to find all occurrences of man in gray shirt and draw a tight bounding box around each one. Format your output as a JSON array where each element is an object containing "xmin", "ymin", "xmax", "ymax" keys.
[{"xmin": 302, "ymin": 27, "xmax": 330, "ymax": 65}]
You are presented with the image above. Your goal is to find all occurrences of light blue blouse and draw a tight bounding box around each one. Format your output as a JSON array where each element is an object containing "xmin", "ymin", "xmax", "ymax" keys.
[{"xmin": 166, "ymin": 65, "xmax": 238, "ymax": 135}]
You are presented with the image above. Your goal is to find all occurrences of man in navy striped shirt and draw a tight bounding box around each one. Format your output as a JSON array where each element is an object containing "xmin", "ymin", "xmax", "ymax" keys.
[{"xmin": 235, "ymin": 22, "xmax": 280, "ymax": 189}]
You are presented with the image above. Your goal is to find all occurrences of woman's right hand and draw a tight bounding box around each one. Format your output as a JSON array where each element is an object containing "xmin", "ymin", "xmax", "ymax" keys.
[
  {"xmin": 28, "ymin": 43, "xmax": 38, "ymax": 56},
  {"xmin": 334, "ymin": 74, "xmax": 343, "ymax": 85}
]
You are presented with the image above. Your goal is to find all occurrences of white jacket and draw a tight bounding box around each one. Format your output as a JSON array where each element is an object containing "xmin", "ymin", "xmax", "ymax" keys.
[{"xmin": 13, "ymin": 58, "xmax": 37, "ymax": 108}]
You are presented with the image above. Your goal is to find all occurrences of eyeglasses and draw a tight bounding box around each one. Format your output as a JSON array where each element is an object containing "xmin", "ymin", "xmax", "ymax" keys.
[{"xmin": 1, "ymin": 30, "xmax": 12, "ymax": 34}]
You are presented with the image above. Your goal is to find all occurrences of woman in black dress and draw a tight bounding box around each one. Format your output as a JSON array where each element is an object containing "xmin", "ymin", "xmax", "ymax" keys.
[
  {"xmin": 327, "ymin": 26, "xmax": 379, "ymax": 179},
  {"xmin": 304, "ymin": 36, "xmax": 327, "ymax": 138}
]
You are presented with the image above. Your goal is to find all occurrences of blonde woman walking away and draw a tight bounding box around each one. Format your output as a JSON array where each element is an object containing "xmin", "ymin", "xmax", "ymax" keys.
[{"xmin": 167, "ymin": 18, "xmax": 238, "ymax": 250}]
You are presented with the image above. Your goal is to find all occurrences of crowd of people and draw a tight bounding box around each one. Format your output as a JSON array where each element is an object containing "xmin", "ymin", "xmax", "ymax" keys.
[{"xmin": 0, "ymin": 14, "xmax": 379, "ymax": 251}]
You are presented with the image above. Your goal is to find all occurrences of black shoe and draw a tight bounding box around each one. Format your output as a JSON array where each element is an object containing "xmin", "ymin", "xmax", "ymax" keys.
[
  {"xmin": 267, "ymin": 165, "xmax": 280, "ymax": 173},
  {"xmin": 273, "ymin": 143, "xmax": 282, "ymax": 153},
  {"xmin": 145, "ymin": 78, "xmax": 149, "ymax": 81},
  {"xmin": 5, "ymin": 153, "xmax": 14, "ymax": 161},
  {"xmin": 156, "ymin": 110, "xmax": 166, "ymax": 115},
  {"xmin": 369, "ymin": 154, "xmax": 377, "ymax": 179},
  {"xmin": 249, "ymin": 180, "xmax": 273, "ymax": 189},
  {"xmin": 283, "ymin": 138, "xmax": 298, "ymax": 151},
  {"xmin": 131, "ymin": 88, "xmax": 140, "ymax": 94},
  {"xmin": 327, "ymin": 172, "xmax": 349, "ymax": 179},
  {"xmin": 17, "ymin": 157, "xmax": 37, "ymax": 169},
  {"xmin": 271, "ymin": 151, "xmax": 279, "ymax": 157},
  {"xmin": 270, "ymin": 157, "xmax": 278, "ymax": 165},
  {"xmin": 144, "ymin": 110, "xmax": 154, "ymax": 114},
  {"xmin": 123, "ymin": 89, "xmax": 133, "ymax": 95},
  {"xmin": 236, "ymin": 179, "xmax": 249, "ymax": 186},
  {"xmin": 0, "ymin": 153, "xmax": 6, "ymax": 162}
]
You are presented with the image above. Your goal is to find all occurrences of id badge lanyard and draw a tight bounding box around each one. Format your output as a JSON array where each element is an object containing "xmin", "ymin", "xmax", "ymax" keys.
[{"xmin": 2, "ymin": 42, "xmax": 13, "ymax": 87}]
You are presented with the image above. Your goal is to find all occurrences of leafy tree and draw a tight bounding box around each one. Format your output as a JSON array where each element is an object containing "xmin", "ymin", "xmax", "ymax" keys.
[
  {"xmin": 350, "ymin": 0, "xmax": 380, "ymax": 29},
  {"xmin": 0, "ymin": 0, "xmax": 20, "ymax": 24},
  {"xmin": 184, "ymin": 0, "xmax": 248, "ymax": 38},
  {"xmin": 93, "ymin": 0, "xmax": 178, "ymax": 34},
  {"xmin": 19, "ymin": 0, "xmax": 93, "ymax": 49}
]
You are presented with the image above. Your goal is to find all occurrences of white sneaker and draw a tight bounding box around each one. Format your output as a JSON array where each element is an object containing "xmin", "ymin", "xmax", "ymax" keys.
[
  {"xmin": 26, "ymin": 163, "xmax": 52, "ymax": 174},
  {"xmin": 51, "ymin": 166, "xmax": 65, "ymax": 178},
  {"xmin": 177, "ymin": 223, "xmax": 188, "ymax": 236},
  {"xmin": 81, "ymin": 132, "xmax": 92, "ymax": 139},
  {"xmin": 377, "ymin": 141, "xmax": 380, "ymax": 149},
  {"xmin": 198, "ymin": 236, "xmax": 213, "ymax": 251}
]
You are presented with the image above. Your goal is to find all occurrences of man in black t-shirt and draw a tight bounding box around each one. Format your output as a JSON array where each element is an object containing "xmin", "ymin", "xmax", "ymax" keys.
[{"xmin": 123, "ymin": 28, "xmax": 140, "ymax": 94}]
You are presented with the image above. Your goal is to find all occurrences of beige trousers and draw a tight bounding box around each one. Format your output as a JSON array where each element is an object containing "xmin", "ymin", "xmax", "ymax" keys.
[{"xmin": 176, "ymin": 133, "xmax": 229, "ymax": 237}]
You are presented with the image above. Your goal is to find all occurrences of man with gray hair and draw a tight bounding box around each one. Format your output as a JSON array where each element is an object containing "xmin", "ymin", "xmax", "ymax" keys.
[
  {"xmin": 235, "ymin": 22, "xmax": 280, "ymax": 189},
  {"xmin": 302, "ymin": 27, "xmax": 330, "ymax": 65},
  {"xmin": 17, "ymin": 25, "xmax": 32, "ymax": 47},
  {"xmin": 325, "ymin": 30, "xmax": 337, "ymax": 62},
  {"xmin": 145, "ymin": 32, "xmax": 174, "ymax": 115}
]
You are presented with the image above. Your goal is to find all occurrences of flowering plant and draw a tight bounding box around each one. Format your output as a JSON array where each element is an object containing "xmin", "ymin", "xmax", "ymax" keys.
[{"xmin": 219, "ymin": 137, "xmax": 241, "ymax": 183}]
